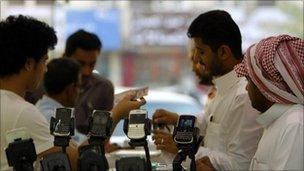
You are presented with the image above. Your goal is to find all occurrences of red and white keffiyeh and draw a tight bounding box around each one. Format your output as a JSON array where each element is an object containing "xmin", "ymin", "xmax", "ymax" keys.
[{"xmin": 234, "ymin": 35, "xmax": 304, "ymax": 104}]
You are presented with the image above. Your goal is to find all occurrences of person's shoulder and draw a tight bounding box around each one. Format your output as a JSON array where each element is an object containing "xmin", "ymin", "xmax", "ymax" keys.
[
  {"xmin": 90, "ymin": 74, "xmax": 113, "ymax": 89},
  {"xmin": 91, "ymin": 74, "xmax": 112, "ymax": 84},
  {"xmin": 1, "ymin": 90, "xmax": 33, "ymax": 110},
  {"xmin": 21, "ymin": 100, "xmax": 47, "ymax": 120},
  {"xmin": 231, "ymin": 77, "xmax": 250, "ymax": 104},
  {"xmin": 284, "ymin": 104, "xmax": 303, "ymax": 126}
]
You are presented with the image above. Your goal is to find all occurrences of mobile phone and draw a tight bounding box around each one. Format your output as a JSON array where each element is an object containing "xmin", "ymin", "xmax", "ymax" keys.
[
  {"xmin": 53, "ymin": 108, "xmax": 73, "ymax": 136},
  {"xmin": 174, "ymin": 115, "xmax": 196, "ymax": 144},
  {"xmin": 89, "ymin": 110, "xmax": 112, "ymax": 138},
  {"xmin": 127, "ymin": 109, "xmax": 147, "ymax": 140}
]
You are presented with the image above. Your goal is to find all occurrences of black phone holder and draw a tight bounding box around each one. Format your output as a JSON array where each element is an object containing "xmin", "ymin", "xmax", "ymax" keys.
[
  {"xmin": 40, "ymin": 114, "xmax": 75, "ymax": 171},
  {"xmin": 5, "ymin": 138, "xmax": 37, "ymax": 171},
  {"xmin": 172, "ymin": 127, "xmax": 203, "ymax": 171},
  {"xmin": 117, "ymin": 118, "xmax": 152, "ymax": 171},
  {"xmin": 40, "ymin": 152, "xmax": 71, "ymax": 171},
  {"xmin": 78, "ymin": 110, "xmax": 112, "ymax": 171},
  {"xmin": 116, "ymin": 157, "xmax": 147, "ymax": 171}
]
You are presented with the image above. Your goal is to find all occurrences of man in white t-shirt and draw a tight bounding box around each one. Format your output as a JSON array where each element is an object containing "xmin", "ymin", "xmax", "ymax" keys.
[
  {"xmin": 0, "ymin": 15, "xmax": 145, "ymax": 170},
  {"xmin": 0, "ymin": 15, "xmax": 62, "ymax": 170},
  {"xmin": 234, "ymin": 35, "xmax": 303, "ymax": 170}
]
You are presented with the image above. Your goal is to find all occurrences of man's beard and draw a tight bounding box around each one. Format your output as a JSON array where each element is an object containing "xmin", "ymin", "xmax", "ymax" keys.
[
  {"xmin": 198, "ymin": 71, "xmax": 213, "ymax": 85},
  {"xmin": 197, "ymin": 56, "xmax": 224, "ymax": 86}
]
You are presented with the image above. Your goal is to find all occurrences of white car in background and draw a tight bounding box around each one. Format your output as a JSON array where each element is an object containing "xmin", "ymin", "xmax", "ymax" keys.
[{"xmin": 111, "ymin": 88, "xmax": 204, "ymax": 146}]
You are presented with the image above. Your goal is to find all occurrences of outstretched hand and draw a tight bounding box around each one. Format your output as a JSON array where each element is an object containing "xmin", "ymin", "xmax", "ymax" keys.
[
  {"xmin": 112, "ymin": 91, "xmax": 146, "ymax": 123},
  {"xmin": 152, "ymin": 109, "xmax": 178, "ymax": 125}
]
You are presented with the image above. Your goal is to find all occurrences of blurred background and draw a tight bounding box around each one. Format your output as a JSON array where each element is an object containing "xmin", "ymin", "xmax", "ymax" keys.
[{"xmin": 1, "ymin": 0, "xmax": 303, "ymax": 107}]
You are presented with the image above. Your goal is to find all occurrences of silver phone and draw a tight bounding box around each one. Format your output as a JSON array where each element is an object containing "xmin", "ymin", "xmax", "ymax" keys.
[{"xmin": 127, "ymin": 109, "xmax": 147, "ymax": 139}]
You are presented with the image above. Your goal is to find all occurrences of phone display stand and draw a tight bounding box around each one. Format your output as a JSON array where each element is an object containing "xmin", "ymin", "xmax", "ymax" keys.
[
  {"xmin": 117, "ymin": 118, "xmax": 152, "ymax": 171},
  {"xmin": 78, "ymin": 141, "xmax": 108, "ymax": 171},
  {"xmin": 78, "ymin": 110, "xmax": 112, "ymax": 171},
  {"xmin": 116, "ymin": 157, "xmax": 147, "ymax": 171},
  {"xmin": 40, "ymin": 112, "xmax": 75, "ymax": 171},
  {"xmin": 5, "ymin": 138, "xmax": 37, "ymax": 171},
  {"xmin": 172, "ymin": 127, "xmax": 203, "ymax": 171},
  {"xmin": 40, "ymin": 152, "xmax": 71, "ymax": 171}
]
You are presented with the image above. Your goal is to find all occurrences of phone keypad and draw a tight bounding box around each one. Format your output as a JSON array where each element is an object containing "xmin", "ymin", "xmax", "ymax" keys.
[
  {"xmin": 128, "ymin": 124, "xmax": 145, "ymax": 139},
  {"xmin": 176, "ymin": 131, "xmax": 192, "ymax": 141}
]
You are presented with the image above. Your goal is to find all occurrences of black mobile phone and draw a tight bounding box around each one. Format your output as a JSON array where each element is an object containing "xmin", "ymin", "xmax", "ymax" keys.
[{"xmin": 174, "ymin": 115, "xmax": 196, "ymax": 144}]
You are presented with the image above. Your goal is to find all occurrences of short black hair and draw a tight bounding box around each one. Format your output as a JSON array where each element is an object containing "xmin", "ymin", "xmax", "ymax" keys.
[
  {"xmin": 44, "ymin": 58, "xmax": 80, "ymax": 95},
  {"xmin": 0, "ymin": 15, "xmax": 57, "ymax": 78},
  {"xmin": 187, "ymin": 10, "xmax": 242, "ymax": 59},
  {"xmin": 64, "ymin": 29, "xmax": 102, "ymax": 57}
]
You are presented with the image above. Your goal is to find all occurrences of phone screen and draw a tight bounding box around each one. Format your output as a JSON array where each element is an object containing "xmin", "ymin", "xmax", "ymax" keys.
[
  {"xmin": 174, "ymin": 115, "xmax": 196, "ymax": 144},
  {"xmin": 90, "ymin": 111, "xmax": 110, "ymax": 136},
  {"xmin": 55, "ymin": 108, "xmax": 72, "ymax": 134},
  {"xmin": 56, "ymin": 108, "xmax": 72, "ymax": 123},
  {"xmin": 179, "ymin": 118, "xmax": 194, "ymax": 127},
  {"xmin": 129, "ymin": 114, "xmax": 146, "ymax": 124}
]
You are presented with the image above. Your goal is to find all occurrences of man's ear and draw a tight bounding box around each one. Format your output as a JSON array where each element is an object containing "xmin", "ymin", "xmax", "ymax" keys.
[
  {"xmin": 217, "ymin": 45, "xmax": 232, "ymax": 60},
  {"xmin": 24, "ymin": 58, "xmax": 35, "ymax": 71}
]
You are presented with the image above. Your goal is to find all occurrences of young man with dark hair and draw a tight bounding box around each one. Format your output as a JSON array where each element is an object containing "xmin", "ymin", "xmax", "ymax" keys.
[
  {"xmin": 64, "ymin": 29, "xmax": 102, "ymax": 58},
  {"xmin": 234, "ymin": 35, "xmax": 303, "ymax": 170},
  {"xmin": 63, "ymin": 29, "xmax": 101, "ymax": 85},
  {"xmin": 152, "ymin": 10, "xmax": 262, "ymax": 170},
  {"xmin": 62, "ymin": 29, "xmax": 145, "ymax": 134},
  {"xmin": 0, "ymin": 15, "xmax": 79, "ymax": 170},
  {"xmin": 36, "ymin": 58, "xmax": 81, "ymax": 123}
]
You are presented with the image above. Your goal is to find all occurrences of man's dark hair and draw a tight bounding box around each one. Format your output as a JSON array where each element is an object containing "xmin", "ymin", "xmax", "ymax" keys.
[
  {"xmin": 64, "ymin": 29, "xmax": 102, "ymax": 57},
  {"xmin": 44, "ymin": 58, "xmax": 80, "ymax": 95},
  {"xmin": 0, "ymin": 15, "xmax": 57, "ymax": 78},
  {"xmin": 187, "ymin": 10, "xmax": 242, "ymax": 59}
]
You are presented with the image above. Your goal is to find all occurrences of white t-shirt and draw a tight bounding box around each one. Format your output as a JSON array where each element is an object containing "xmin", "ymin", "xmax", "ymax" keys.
[
  {"xmin": 1, "ymin": 90, "xmax": 53, "ymax": 171},
  {"xmin": 250, "ymin": 103, "xmax": 303, "ymax": 170},
  {"xmin": 195, "ymin": 71, "xmax": 263, "ymax": 170}
]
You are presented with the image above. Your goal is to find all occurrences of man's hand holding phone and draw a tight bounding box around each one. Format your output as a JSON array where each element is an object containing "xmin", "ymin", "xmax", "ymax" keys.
[
  {"xmin": 152, "ymin": 130, "xmax": 178, "ymax": 154},
  {"xmin": 114, "ymin": 87, "xmax": 148, "ymax": 106},
  {"xmin": 112, "ymin": 91, "xmax": 146, "ymax": 123}
]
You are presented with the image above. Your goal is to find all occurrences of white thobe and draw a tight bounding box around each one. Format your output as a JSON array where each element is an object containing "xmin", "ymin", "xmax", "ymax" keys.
[
  {"xmin": 195, "ymin": 71, "xmax": 263, "ymax": 170},
  {"xmin": 250, "ymin": 103, "xmax": 303, "ymax": 170}
]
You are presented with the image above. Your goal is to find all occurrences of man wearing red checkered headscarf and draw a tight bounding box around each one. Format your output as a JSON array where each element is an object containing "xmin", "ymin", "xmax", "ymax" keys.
[{"xmin": 234, "ymin": 34, "xmax": 303, "ymax": 170}]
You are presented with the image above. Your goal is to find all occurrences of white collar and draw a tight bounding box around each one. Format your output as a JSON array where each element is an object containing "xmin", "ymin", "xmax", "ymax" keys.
[
  {"xmin": 212, "ymin": 70, "xmax": 241, "ymax": 95},
  {"xmin": 256, "ymin": 103, "xmax": 292, "ymax": 128},
  {"xmin": 41, "ymin": 95, "xmax": 64, "ymax": 108},
  {"xmin": 0, "ymin": 89, "xmax": 24, "ymax": 101}
]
